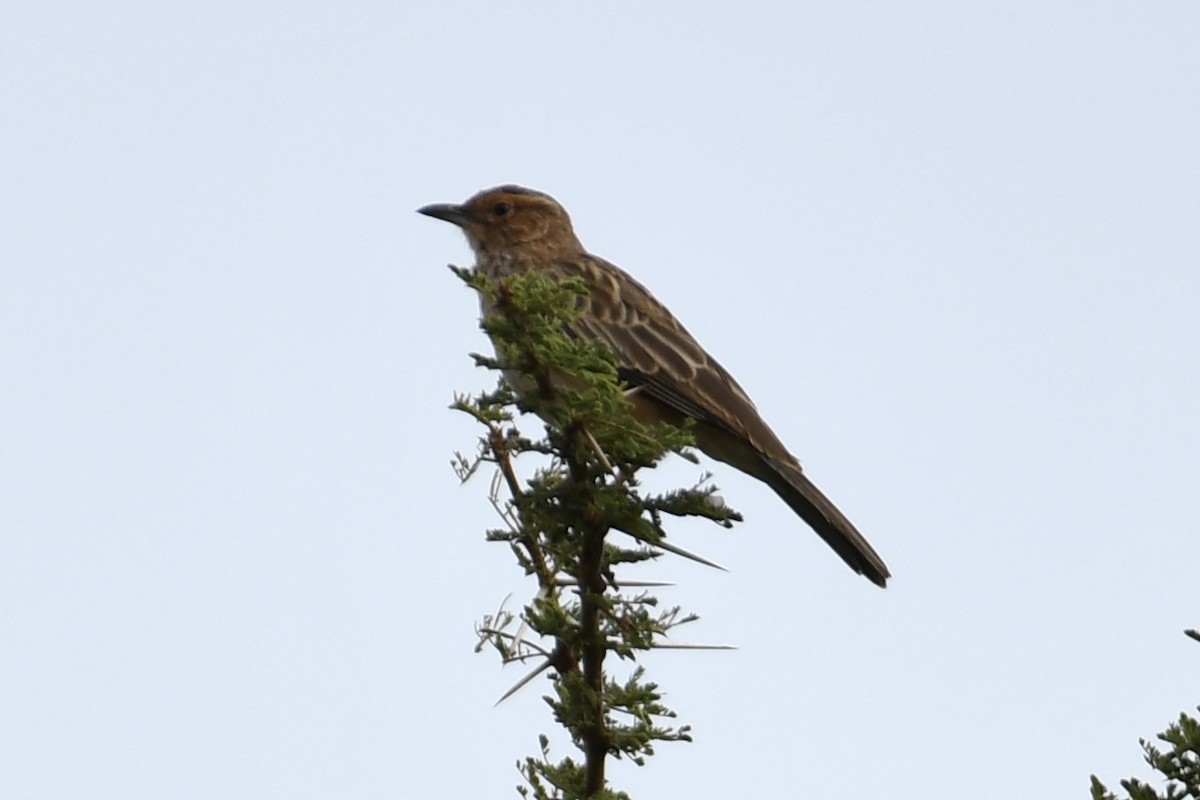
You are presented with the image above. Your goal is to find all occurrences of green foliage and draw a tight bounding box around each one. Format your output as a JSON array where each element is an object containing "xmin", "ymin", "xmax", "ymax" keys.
[
  {"xmin": 1090, "ymin": 709, "xmax": 1200, "ymax": 800},
  {"xmin": 450, "ymin": 266, "xmax": 739, "ymax": 799}
]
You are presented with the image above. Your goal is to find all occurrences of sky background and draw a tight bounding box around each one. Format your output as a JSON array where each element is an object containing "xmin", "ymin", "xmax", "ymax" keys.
[{"xmin": 2, "ymin": 3, "xmax": 1198, "ymax": 798}]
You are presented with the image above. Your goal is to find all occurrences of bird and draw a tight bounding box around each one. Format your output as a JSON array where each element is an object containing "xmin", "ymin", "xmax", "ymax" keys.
[{"xmin": 418, "ymin": 185, "xmax": 890, "ymax": 587}]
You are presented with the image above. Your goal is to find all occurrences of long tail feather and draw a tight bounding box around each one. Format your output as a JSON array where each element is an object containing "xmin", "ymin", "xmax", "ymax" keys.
[{"xmin": 765, "ymin": 461, "xmax": 890, "ymax": 587}]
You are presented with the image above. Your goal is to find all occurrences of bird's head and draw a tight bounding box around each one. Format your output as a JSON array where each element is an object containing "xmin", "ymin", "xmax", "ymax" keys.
[{"xmin": 418, "ymin": 185, "xmax": 582, "ymax": 259}]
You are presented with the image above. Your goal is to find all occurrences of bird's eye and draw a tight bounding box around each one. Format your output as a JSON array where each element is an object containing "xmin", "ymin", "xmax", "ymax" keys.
[{"xmin": 492, "ymin": 201, "xmax": 511, "ymax": 217}]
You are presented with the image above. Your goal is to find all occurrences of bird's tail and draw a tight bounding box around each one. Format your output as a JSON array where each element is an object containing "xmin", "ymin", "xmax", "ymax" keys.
[{"xmin": 764, "ymin": 460, "xmax": 891, "ymax": 588}]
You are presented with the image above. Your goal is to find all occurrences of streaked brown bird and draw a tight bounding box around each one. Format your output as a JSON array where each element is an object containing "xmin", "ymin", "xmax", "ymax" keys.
[{"xmin": 419, "ymin": 185, "xmax": 890, "ymax": 587}]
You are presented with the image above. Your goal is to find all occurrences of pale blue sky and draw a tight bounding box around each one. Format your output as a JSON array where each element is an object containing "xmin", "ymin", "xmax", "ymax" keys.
[{"xmin": 2, "ymin": 3, "xmax": 1198, "ymax": 798}]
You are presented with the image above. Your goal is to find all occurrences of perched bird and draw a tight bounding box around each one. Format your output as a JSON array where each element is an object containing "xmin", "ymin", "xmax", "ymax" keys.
[{"xmin": 419, "ymin": 185, "xmax": 890, "ymax": 587}]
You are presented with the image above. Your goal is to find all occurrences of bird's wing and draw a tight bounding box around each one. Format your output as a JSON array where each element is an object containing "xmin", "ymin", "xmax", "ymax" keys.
[
  {"xmin": 551, "ymin": 255, "xmax": 791, "ymax": 461},
  {"xmin": 549, "ymin": 255, "xmax": 892, "ymax": 587}
]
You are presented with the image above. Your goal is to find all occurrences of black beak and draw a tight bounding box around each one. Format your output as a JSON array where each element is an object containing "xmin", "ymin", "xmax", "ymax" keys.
[{"xmin": 417, "ymin": 202, "xmax": 472, "ymax": 228}]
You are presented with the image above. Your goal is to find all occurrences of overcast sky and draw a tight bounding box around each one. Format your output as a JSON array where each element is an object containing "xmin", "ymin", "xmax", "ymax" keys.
[{"xmin": 3, "ymin": 3, "xmax": 1198, "ymax": 798}]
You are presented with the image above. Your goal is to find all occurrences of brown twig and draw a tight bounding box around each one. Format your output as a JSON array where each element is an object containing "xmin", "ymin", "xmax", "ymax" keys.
[{"xmin": 488, "ymin": 424, "xmax": 553, "ymax": 589}]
